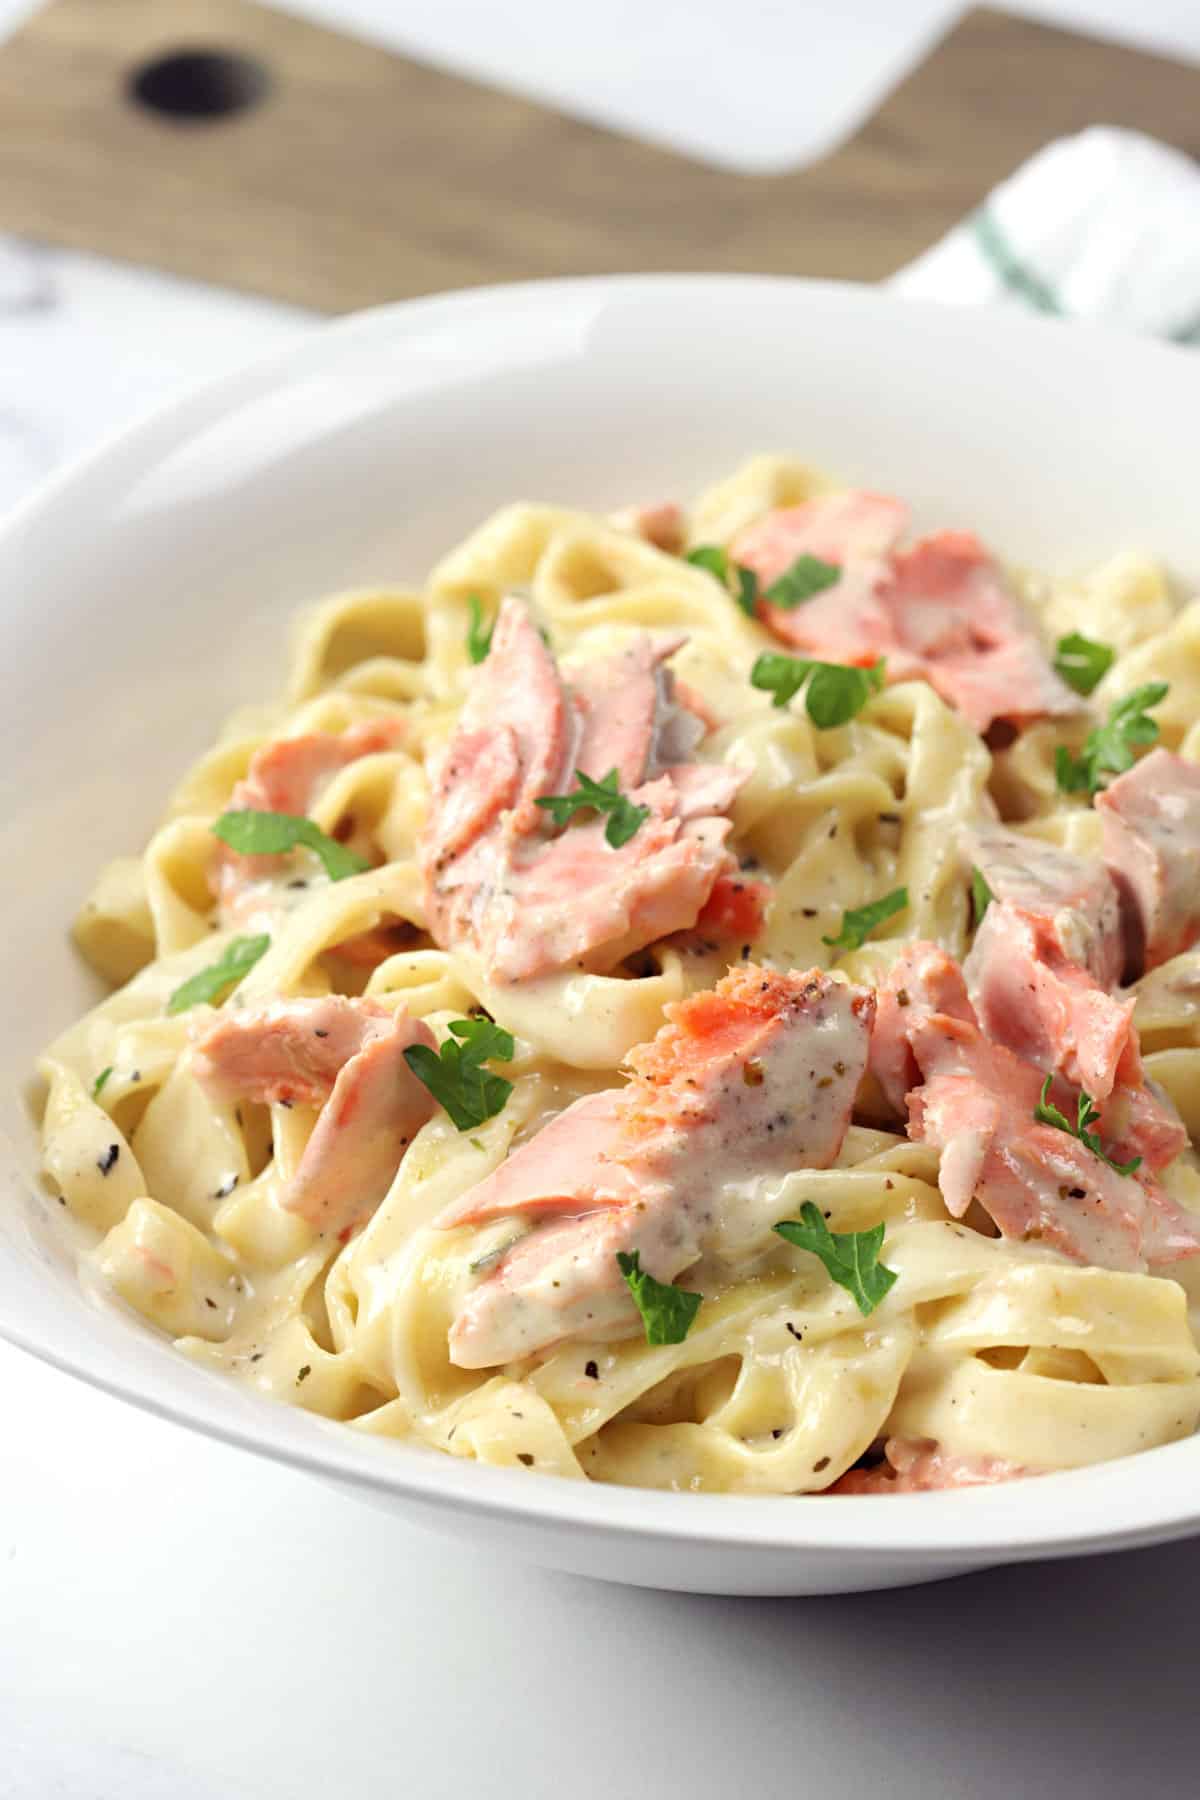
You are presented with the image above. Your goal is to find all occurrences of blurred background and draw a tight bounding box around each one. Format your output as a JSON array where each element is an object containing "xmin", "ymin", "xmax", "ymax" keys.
[
  {"xmin": 3, "ymin": 5, "xmax": 1199, "ymax": 1798},
  {"xmin": 1, "ymin": 0, "xmax": 1199, "ymax": 515}
]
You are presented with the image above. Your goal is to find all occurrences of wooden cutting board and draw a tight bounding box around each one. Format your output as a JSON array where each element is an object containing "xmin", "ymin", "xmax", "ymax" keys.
[{"xmin": 0, "ymin": 0, "xmax": 1197, "ymax": 313}]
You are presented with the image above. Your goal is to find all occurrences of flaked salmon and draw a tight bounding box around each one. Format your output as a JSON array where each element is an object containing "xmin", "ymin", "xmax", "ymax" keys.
[
  {"xmin": 1098, "ymin": 748, "xmax": 1200, "ymax": 976},
  {"xmin": 420, "ymin": 598, "xmax": 750, "ymax": 983},
  {"xmin": 733, "ymin": 495, "xmax": 1078, "ymax": 731},
  {"xmin": 964, "ymin": 824, "xmax": 1130, "ymax": 1098},
  {"xmin": 869, "ymin": 941, "xmax": 976, "ymax": 1117},
  {"xmin": 962, "ymin": 826, "xmax": 1185, "ymax": 1163},
  {"xmin": 883, "ymin": 531, "xmax": 1079, "ymax": 731},
  {"xmin": 733, "ymin": 490, "xmax": 911, "ymax": 668},
  {"xmin": 193, "ymin": 996, "xmax": 436, "ymax": 1236},
  {"xmin": 213, "ymin": 720, "xmax": 404, "ymax": 959},
  {"xmin": 436, "ymin": 965, "xmax": 874, "ymax": 1366},
  {"xmin": 693, "ymin": 870, "xmax": 772, "ymax": 943},
  {"xmin": 877, "ymin": 945, "xmax": 1199, "ymax": 1271},
  {"xmin": 828, "ymin": 1438, "xmax": 1030, "ymax": 1493}
]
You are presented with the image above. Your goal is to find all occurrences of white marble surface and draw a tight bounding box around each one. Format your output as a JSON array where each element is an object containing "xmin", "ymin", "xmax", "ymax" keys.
[{"xmin": 4, "ymin": 3, "xmax": 1200, "ymax": 1796}]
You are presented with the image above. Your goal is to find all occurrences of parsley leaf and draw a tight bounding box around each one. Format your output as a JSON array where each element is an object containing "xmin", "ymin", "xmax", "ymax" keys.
[
  {"xmin": 92, "ymin": 1066, "xmax": 114, "ymax": 1099},
  {"xmin": 535, "ymin": 768, "xmax": 650, "ymax": 849},
  {"xmin": 684, "ymin": 544, "xmax": 761, "ymax": 619},
  {"xmin": 764, "ymin": 553, "xmax": 841, "ymax": 609},
  {"xmin": 213, "ymin": 809, "xmax": 370, "ymax": 881},
  {"xmin": 734, "ymin": 565, "xmax": 760, "ymax": 619},
  {"xmin": 1034, "ymin": 1075, "xmax": 1142, "ymax": 1176},
  {"xmin": 616, "ymin": 1250, "xmax": 702, "ymax": 1346},
  {"xmin": 403, "ymin": 1017, "xmax": 515, "ymax": 1132},
  {"xmin": 466, "ymin": 593, "xmax": 495, "ymax": 664},
  {"xmin": 774, "ymin": 1202, "xmax": 897, "ymax": 1316},
  {"xmin": 1053, "ymin": 631, "xmax": 1114, "ymax": 697},
  {"xmin": 751, "ymin": 652, "xmax": 885, "ymax": 727},
  {"xmin": 971, "ymin": 866, "xmax": 993, "ymax": 924},
  {"xmin": 821, "ymin": 886, "xmax": 908, "ymax": 952},
  {"xmin": 684, "ymin": 544, "xmax": 729, "ymax": 582},
  {"xmin": 1055, "ymin": 682, "xmax": 1168, "ymax": 797},
  {"xmin": 166, "ymin": 934, "xmax": 270, "ymax": 1015}
]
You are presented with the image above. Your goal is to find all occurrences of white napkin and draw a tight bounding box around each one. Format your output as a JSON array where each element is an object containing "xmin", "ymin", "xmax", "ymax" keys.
[{"xmin": 891, "ymin": 126, "xmax": 1200, "ymax": 343}]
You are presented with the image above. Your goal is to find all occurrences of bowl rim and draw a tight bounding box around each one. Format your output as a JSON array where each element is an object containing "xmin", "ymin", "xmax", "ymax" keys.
[{"xmin": 5, "ymin": 269, "xmax": 1200, "ymax": 1566}]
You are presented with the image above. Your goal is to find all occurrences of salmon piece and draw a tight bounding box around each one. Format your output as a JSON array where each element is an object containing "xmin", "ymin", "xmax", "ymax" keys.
[
  {"xmin": 733, "ymin": 491, "xmax": 912, "ymax": 665},
  {"xmin": 961, "ymin": 825, "xmax": 1184, "ymax": 1167},
  {"xmin": 901, "ymin": 987, "xmax": 1200, "ymax": 1270},
  {"xmin": 965, "ymin": 824, "xmax": 1123, "ymax": 988},
  {"xmin": 569, "ymin": 633, "xmax": 701, "ymax": 791},
  {"xmin": 608, "ymin": 501, "xmax": 686, "ymax": 554},
  {"xmin": 1098, "ymin": 749, "xmax": 1200, "ymax": 976},
  {"xmin": 427, "ymin": 599, "xmax": 574, "ymax": 862},
  {"xmin": 193, "ymin": 995, "xmax": 398, "ymax": 1105},
  {"xmin": 877, "ymin": 929, "xmax": 1184, "ymax": 1185},
  {"xmin": 214, "ymin": 720, "xmax": 402, "ymax": 927},
  {"xmin": 1099, "ymin": 1067, "xmax": 1188, "ymax": 1177},
  {"xmin": 437, "ymin": 1092, "xmax": 641, "ymax": 1231},
  {"xmin": 736, "ymin": 498, "xmax": 1077, "ymax": 731},
  {"xmin": 828, "ymin": 1438, "xmax": 1030, "ymax": 1494},
  {"xmin": 966, "ymin": 907, "xmax": 1134, "ymax": 1102},
  {"xmin": 232, "ymin": 720, "xmax": 403, "ymax": 820},
  {"xmin": 193, "ymin": 997, "xmax": 436, "ymax": 1237},
  {"xmin": 694, "ymin": 870, "xmax": 771, "ymax": 942},
  {"xmin": 421, "ymin": 727, "xmax": 523, "ymax": 870},
  {"xmin": 869, "ymin": 941, "xmax": 975, "ymax": 1116},
  {"xmin": 437, "ymin": 966, "xmax": 874, "ymax": 1366},
  {"xmin": 284, "ymin": 1020, "xmax": 438, "ymax": 1236},
  {"xmin": 881, "ymin": 533, "xmax": 1080, "ymax": 732},
  {"xmin": 479, "ymin": 783, "xmax": 736, "ymax": 983},
  {"xmin": 421, "ymin": 598, "xmax": 745, "ymax": 983}
]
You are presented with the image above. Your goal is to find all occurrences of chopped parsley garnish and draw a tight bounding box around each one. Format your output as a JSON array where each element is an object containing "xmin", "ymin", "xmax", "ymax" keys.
[
  {"xmin": 684, "ymin": 544, "xmax": 729, "ymax": 581},
  {"xmin": 774, "ymin": 1202, "xmax": 897, "ymax": 1316},
  {"xmin": 734, "ymin": 565, "xmax": 760, "ymax": 618},
  {"xmin": 971, "ymin": 866, "xmax": 993, "ymax": 924},
  {"xmin": 166, "ymin": 933, "xmax": 270, "ymax": 1015},
  {"xmin": 751, "ymin": 651, "xmax": 885, "ymax": 727},
  {"xmin": 92, "ymin": 1066, "xmax": 114, "ymax": 1100},
  {"xmin": 822, "ymin": 886, "xmax": 908, "ymax": 952},
  {"xmin": 466, "ymin": 593, "xmax": 495, "ymax": 664},
  {"xmin": 1034, "ymin": 1075, "xmax": 1142, "ymax": 1176},
  {"xmin": 535, "ymin": 768, "xmax": 650, "ymax": 848},
  {"xmin": 1053, "ymin": 631, "xmax": 1114, "ymax": 697},
  {"xmin": 1054, "ymin": 682, "xmax": 1168, "ymax": 797},
  {"xmin": 213, "ymin": 810, "xmax": 369, "ymax": 881},
  {"xmin": 684, "ymin": 544, "xmax": 761, "ymax": 618},
  {"xmin": 764, "ymin": 553, "xmax": 841, "ymax": 609},
  {"xmin": 616, "ymin": 1250, "xmax": 702, "ymax": 1346},
  {"xmin": 404, "ymin": 1018, "xmax": 515, "ymax": 1132}
]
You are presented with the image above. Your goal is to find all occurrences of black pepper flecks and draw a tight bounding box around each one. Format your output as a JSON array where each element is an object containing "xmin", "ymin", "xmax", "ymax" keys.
[
  {"xmin": 97, "ymin": 1144, "xmax": 119, "ymax": 1176},
  {"xmin": 584, "ymin": 1360, "xmax": 600, "ymax": 1380}
]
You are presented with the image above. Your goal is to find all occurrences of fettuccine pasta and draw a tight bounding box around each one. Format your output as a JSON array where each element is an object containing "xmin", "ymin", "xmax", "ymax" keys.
[{"xmin": 33, "ymin": 456, "xmax": 1200, "ymax": 1496}]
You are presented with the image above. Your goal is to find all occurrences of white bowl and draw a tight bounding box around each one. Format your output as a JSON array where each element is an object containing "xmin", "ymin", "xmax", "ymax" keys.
[{"xmin": 3, "ymin": 275, "xmax": 1200, "ymax": 1597}]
